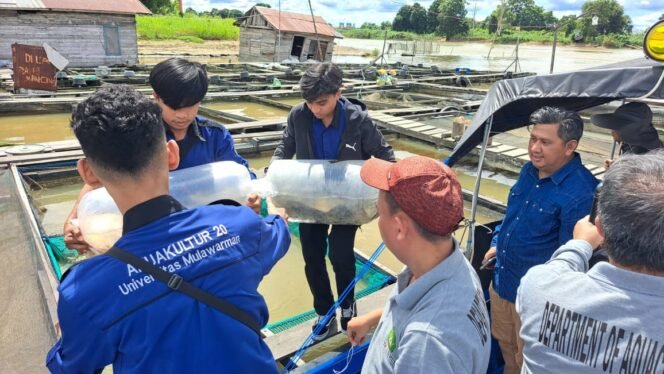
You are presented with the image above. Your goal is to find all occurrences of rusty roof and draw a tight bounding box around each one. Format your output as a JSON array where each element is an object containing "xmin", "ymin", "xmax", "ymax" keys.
[
  {"xmin": 0, "ymin": 0, "xmax": 151, "ymax": 14},
  {"xmin": 247, "ymin": 6, "xmax": 337, "ymax": 38}
]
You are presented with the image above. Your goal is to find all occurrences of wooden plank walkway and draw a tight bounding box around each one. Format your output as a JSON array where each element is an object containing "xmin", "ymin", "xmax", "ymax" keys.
[
  {"xmin": 0, "ymin": 126, "xmax": 287, "ymax": 166},
  {"xmin": 370, "ymin": 112, "xmax": 452, "ymax": 146},
  {"xmin": 407, "ymin": 71, "xmax": 533, "ymax": 84},
  {"xmin": 372, "ymin": 109, "xmax": 608, "ymax": 178}
]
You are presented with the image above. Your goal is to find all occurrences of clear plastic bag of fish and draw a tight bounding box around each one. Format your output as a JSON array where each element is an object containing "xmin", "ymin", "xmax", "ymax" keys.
[
  {"xmin": 265, "ymin": 160, "xmax": 378, "ymax": 225},
  {"xmin": 77, "ymin": 189, "xmax": 123, "ymax": 254},
  {"xmin": 77, "ymin": 161, "xmax": 253, "ymax": 252}
]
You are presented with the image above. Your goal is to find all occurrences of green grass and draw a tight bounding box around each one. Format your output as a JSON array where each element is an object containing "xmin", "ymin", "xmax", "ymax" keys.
[
  {"xmin": 464, "ymin": 28, "xmax": 644, "ymax": 48},
  {"xmin": 175, "ymin": 35, "xmax": 205, "ymax": 43},
  {"xmin": 595, "ymin": 33, "xmax": 644, "ymax": 48},
  {"xmin": 465, "ymin": 28, "xmax": 561, "ymax": 44},
  {"xmin": 339, "ymin": 28, "xmax": 437, "ymax": 41},
  {"xmin": 137, "ymin": 15, "xmax": 239, "ymax": 41}
]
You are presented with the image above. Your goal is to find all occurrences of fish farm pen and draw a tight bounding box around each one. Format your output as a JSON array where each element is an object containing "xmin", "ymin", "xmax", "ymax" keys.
[
  {"xmin": 0, "ymin": 62, "xmax": 537, "ymax": 169},
  {"xmin": 2, "ymin": 60, "xmax": 664, "ymax": 372}
]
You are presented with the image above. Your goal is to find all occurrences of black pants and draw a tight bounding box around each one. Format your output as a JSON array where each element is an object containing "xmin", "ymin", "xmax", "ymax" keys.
[{"xmin": 299, "ymin": 223, "xmax": 358, "ymax": 315}]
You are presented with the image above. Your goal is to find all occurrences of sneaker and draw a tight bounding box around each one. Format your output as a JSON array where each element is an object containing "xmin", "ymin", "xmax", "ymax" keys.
[
  {"xmin": 340, "ymin": 302, "xmax": 357, "ymax": 333},
  {"xmin": 311, "ymin": 315, "xmax": 338, "ymax": 342}
]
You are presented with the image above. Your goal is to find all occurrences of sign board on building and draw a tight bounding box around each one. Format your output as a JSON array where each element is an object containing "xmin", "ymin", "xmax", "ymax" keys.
[{"xmin": 11, "ymin": 43, "xmax": 57, "ymax": 91}]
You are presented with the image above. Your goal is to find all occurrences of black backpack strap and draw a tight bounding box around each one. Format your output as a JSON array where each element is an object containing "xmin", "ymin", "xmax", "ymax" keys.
[{"xmin": 105, "ymin": 246, "xmax": 264, "ymax": 338}]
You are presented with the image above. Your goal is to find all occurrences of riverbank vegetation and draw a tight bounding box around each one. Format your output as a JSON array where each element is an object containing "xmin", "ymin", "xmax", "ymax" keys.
[
  {"xmin": 136, "ymin": 0, "xmax": 648, "ymax": 49},
  {"xmin": 338, "ymin": 25, "xmax": 644, "ymax": 48},
  {"xmin": 344, "ymin": 0, "xmax": 650, "ymax": 48}
]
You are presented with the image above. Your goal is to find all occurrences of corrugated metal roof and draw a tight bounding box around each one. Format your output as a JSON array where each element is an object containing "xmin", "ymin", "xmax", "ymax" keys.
[
  {"xmin": 0, "ymin": 0, "xmax": 150, "ymax": 14},
  {"xmin": 252, "ymin": 6, "xmax": 337, "ymax": 38},
  {"xmin": 0, "ymin": 0, "xmax": 44, "ymax": 9}
]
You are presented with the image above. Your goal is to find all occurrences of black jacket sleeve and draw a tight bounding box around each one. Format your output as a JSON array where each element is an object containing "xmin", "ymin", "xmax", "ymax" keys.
[
  {"xmin": 361, "ymin": 115, "xmax": 396, "ymax": 162},
  {"xmin": 271, "ymin": 111, "xmax": 296, "ymax": 161}
]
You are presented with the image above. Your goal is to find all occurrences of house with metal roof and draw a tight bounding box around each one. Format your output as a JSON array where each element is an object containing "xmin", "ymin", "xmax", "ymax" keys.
[
  {"xmin": 235, "ymin": 6, "xmax": 340, "ymax": 63},
  {"xmin": 0, "ymin": 0, "xmax": 150, "ymax": 67}
]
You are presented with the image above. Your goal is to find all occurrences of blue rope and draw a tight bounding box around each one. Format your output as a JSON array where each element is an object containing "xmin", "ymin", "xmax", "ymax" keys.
[{"xmin": 282, "ymin": 242, "xmax": 387, "ymax": 373}]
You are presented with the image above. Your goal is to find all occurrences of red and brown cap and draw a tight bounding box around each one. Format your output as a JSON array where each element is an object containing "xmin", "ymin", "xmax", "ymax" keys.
[{"xmin": 360, "ymin": 156, "xmax": 464, "ymax": 236}]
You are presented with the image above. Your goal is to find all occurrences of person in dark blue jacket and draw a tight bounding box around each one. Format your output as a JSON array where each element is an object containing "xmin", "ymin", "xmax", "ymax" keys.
[
  {"xmin": 46, "ymin": 84, "xmax": 290, "ymax": 373},
  {"xmin": 149, "ymin": 58, "xmax": 256, "ymax": 176},
  {"xmin": 63, "ymin": 58, "xmax": 259, "ymax": 254}
]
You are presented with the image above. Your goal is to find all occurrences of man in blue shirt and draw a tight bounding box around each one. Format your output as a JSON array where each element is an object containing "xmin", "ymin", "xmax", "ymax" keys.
[
  {"xmin": 63, "ymin": 58, "xmax": 259, "ymax": 254},
  {"xmin": 47, "ymin": 85, "xmax": 290, "ymax": 373},
  {"xmin": 271, "ymin": 63, "xmax": 394, "ymax": 340},
  {"xmin": 482, "ymin": 106, "xmax": 598, "ymax": 374}
]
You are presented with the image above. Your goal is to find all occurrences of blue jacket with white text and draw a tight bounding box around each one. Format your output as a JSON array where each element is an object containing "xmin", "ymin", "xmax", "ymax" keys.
[{"xmin": 46, "ymin": 196, "xmax": 290, "ymax": 374}]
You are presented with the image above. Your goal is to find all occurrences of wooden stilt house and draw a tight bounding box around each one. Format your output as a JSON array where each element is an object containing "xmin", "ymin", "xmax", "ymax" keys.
[
  {"xmin": 0, "ymin": 0, "xmax": 150, "ymax": 67},
  {"xmin": 236, "ymin": 6, "xmax": 340, "ymax": 63}
]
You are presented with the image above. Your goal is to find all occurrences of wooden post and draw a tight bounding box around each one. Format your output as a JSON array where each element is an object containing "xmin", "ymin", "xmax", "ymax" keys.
[{"xmin": 452, "ymin": 116, "xmax": 468, "ymax": 139}]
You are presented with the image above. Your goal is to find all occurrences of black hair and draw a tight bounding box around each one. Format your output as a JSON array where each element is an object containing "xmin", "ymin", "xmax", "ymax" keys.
[
  {"xmin": 299, "ymin": 63, "xmax": 343, "ymax": 102},
  {"xmin": 529, "ymin": 106, "xmax": 584, "ymax": 143},
  {"xmin": 71, "ymin": 84, "xmax": 164, "ymax": 176},
  {"xmin": 149, "ymin": 57, "xmax": 208, "ymax": 109}
]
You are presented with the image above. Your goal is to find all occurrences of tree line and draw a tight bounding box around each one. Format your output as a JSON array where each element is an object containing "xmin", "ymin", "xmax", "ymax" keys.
[
  {"xmin": 139, "ymin": 0, "xmax": 272, "ymax": 18},
  {"xmin": 389, "ymin": 0, "xmax": 636, "ymax": 41}
]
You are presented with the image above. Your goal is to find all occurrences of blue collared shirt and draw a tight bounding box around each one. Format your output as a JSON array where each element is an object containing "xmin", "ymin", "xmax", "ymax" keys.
[
  {"xmin": 491, "ymin": 153, "xmax": 598, "ymax": 303},
  {"xmin": 311, "ymin": 100, "xmax": 346, "ymax": 160},
  {"xmin": 165, "ymin": 116, "xmax": 256, "ymax": 179}
]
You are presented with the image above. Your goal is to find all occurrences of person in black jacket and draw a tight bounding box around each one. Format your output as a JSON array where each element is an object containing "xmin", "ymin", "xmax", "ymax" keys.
[
  {"xmin": 271, "ymin": 63, "xmax": 395, "ymax": 341},
  {"xmin": 591, "ymin": 102, "xmax": 663, "ymax": 169}
]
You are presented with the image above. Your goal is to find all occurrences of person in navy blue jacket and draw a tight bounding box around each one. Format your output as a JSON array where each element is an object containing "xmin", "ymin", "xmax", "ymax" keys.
[
  {"xmin": 63, "ymin": 58, "xmax": 259, "ymax": 254},
  {"xmin": 46, "ymin": 84, "xmax": 290, "ymax": 373},
  {"xmin": 150, "ymin": 58, "xmax": 256, "ymax": 176}
]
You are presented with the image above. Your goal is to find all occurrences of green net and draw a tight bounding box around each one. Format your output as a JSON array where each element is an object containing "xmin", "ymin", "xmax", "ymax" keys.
[
  {"xmin": 265, "ymin": 257, "xmax": 392, "ymax": 334},
  {"xmin": 43, "ymin": 236, "xmax": 84, "ymax": 278}
]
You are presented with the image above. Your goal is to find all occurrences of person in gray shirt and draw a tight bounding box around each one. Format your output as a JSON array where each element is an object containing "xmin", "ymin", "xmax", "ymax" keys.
[
  {"xmin": 348, "ymin": 156, "xmax": 491, "ymax": 373},
  {"xmin": 517, "ymin": 151, "xmax": 664, "ymax": 374}
]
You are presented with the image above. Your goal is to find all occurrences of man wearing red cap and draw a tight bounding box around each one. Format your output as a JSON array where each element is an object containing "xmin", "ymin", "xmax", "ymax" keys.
[{"xmin": 347, "ymin": 156, "xmax": 491, "ymax": 373}]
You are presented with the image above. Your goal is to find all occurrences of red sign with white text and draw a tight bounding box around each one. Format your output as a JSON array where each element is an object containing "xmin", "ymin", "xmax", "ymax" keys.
[{"xmin": 11, "ymin": 43, "xmax": 57, "ymax": 91}]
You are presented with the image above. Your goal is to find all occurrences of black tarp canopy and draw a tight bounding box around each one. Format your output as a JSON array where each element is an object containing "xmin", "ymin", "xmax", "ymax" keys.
[{"xmin": 446, "ymin": 57, "xmax": 664, "ymax": 166}]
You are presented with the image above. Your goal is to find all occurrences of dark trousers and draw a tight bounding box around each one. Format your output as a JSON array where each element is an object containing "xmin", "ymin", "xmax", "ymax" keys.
[{"xmin": 299, "ymin": 223, "xmax": 358, "ymax": 315}]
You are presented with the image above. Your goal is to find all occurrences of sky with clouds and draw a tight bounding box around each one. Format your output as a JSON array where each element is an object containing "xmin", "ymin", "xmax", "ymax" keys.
[{"xmin": 184, "ymin": 0, "xmax": 663, "ymax": 32}]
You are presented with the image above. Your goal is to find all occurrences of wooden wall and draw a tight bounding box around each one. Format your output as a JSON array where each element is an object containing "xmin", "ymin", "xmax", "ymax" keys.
[
  {"xmin": 0, "ymin": 11, "xmax": 139, "ymax": 67},
  {"xmin": 238, "ymin": 26, "xmax": 279, "ymax": 62},
  {"xmin": 238, "ymin": 27, "xmax": 335, "ymax": 63}
]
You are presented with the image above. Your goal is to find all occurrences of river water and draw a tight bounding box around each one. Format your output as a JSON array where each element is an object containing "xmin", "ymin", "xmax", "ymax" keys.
[{"xmin": 334, "ymin": 39, "xmax": 644, "ymax": 75}]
